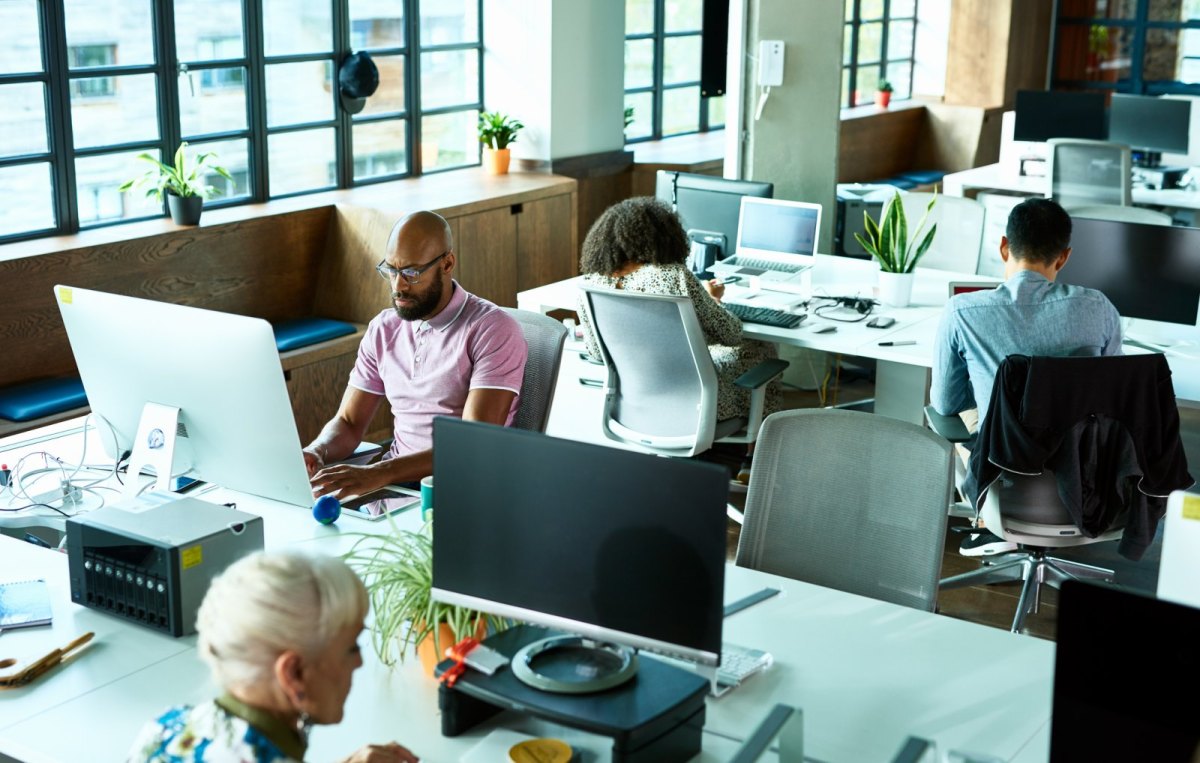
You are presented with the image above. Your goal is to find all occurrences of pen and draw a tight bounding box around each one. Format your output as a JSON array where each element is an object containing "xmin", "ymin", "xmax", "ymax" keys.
[{"xmin": 878, "ymin": 340, "xmax": 916, "ymax": 346}]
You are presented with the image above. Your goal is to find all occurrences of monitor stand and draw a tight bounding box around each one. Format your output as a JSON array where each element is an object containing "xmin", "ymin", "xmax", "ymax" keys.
[
  {"xmin": 124, "ymin": 402, "xmax": 193, "ymax": 498},
  {"xmin": 510, "ymin": 634, "xmax": 639, "ymax": 693}
]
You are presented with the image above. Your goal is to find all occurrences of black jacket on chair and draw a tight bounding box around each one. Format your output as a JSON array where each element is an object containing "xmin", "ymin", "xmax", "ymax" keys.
[{"xmin": 964, "ymin": 354, "xmax": 1194, "ymax": 560}]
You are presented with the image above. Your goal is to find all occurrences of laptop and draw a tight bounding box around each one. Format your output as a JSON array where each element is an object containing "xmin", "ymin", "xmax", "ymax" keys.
[
  {"xmin": 947, "ymin": 280, "xmax": 1000, "ymax": 298},
  {"xmin": 712, "ymin": 197, "xmax": 822, "ymax": 290}
]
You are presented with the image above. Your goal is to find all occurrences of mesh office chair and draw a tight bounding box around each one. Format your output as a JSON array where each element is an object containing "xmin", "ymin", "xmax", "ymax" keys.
[
  {"xmin": 736, "ymin": 409, "xmax": 954, "ymax": 612},
  {"xmin": 1066, "ymin": 204, "xmax": 1172, "ymax": 226},
  {"xmin": 1047, "ymin": 139, "xmax": 1133, "ymax": 208},
  {"xmin": 901, "ymin": 193, "xmax": 986, "ymax": 273},
  {"xmin": 500, "ymin": 307, "xmax": 568, "ymax": 432}
]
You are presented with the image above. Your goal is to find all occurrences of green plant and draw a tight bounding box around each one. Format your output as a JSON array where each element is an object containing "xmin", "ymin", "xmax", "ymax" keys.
[
  {"xmin": 344, "ymin": 523, "xmax": 507, "ymax": 667},
  {"xmin": 624, "ymin": 105, "xmax": 635, "ymax": 129},
  {"xmin": 877, "ymin": 80, "xmax": 894, "ymax": 93},
  {"xmin": 477, "ymin": 111, "xmax": 524, "ymax": 150},
  {"xmin": 854, "ymin": 191, "xmax": 938, "ymax": 274},
  {"xmin": 118, "ymin": 141, "xmax": 232, "ymax": 201}
]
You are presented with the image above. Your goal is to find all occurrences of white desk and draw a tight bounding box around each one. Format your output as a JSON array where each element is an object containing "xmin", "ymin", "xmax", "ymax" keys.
[{"xmin": 942, "ymin": 162, "xmax": 1200, "ymax": 212}]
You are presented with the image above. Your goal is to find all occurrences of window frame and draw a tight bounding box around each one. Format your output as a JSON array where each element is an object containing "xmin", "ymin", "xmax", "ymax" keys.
[{"xmin": 841, "ymin": 0, "xmax": 919, "ymax": 109}]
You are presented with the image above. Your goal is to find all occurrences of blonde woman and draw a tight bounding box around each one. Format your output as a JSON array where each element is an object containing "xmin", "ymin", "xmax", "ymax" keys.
[{"xmin": 128, "ymin": 550, "xmax": 417, "ymax": 763}]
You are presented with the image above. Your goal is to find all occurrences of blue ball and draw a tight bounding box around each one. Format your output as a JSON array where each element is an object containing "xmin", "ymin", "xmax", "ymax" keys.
[{"xmin": 312, "ymin": 494, "xmax": 341, "ymax": 525}]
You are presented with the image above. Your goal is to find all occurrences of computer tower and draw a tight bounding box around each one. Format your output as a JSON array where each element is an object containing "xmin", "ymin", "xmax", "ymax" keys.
[{"xmin": 834, "ymin": 184, "xmax": 900, "ymax": 259}]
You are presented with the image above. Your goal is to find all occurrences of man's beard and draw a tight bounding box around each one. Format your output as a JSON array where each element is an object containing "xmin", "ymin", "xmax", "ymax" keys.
[{"xmin": 392, "ymin": 276, "xmax": 444, "ymax": 320}]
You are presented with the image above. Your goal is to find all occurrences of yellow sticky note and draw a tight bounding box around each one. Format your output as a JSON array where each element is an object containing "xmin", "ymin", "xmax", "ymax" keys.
[
  {"xmin": 1183, "ymin": 494, "xmax": 1200, "ymax": 521},
  {"xmin": 181, "ymin": 545, "xmax": 203, "ymax": 569},
  {"xmin": 57, "ymin": 286, "xmax": 73, "ymax": 304}
]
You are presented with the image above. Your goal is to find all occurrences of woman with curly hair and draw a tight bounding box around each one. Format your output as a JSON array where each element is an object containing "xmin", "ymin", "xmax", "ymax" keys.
[{"xmin": 577, "ymin": 196, "xmax": 781, "ymax": 480}]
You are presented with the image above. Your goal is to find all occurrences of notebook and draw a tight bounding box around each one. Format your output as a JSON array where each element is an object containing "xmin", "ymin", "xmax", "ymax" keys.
[{"xmin": 0, "ymin": 579, "xmax": 53, "ymax": 630}]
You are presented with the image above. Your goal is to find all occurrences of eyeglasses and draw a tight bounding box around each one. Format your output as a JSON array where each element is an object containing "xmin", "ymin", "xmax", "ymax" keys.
[{"xmin": 376, "ymin": 250, "xmax": 449, "ymax": 285}]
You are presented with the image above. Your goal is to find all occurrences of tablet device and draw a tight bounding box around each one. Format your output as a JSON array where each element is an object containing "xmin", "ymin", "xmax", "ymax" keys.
[{"xmin": 341, "ymin": 486, "xmax": 421, "ymax": 521}]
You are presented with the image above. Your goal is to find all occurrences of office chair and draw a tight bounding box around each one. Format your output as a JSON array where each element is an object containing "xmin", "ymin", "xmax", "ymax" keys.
[
  {"xmin": 901, "ymin": 193, "xmax": 986, "ymax": 273},
  {"xmin": 500, "ymin": 307, "xmax": 568, "ymax": 432},
  {"xmin": 1046, "ymin": 139, "xmax": 1133, "ymax": 209},
  {"xmin": 1066, "ymin": 204, "xmax": 1173, "ymax": 226},
  {"xmin": 735, "ymin": 409, "xmax": 954, "ymax": 612}
]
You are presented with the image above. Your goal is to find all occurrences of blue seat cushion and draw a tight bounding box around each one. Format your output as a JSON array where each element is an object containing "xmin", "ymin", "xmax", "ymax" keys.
[
  {"xmin": 897, "ymin": 169, "xmax": 947, "ymax": 185},
  {"xmin": 0, "ymin": 377, "xmax": 88, "ymax": 422},
  {"xmin": 273, "ymin": 318, "xmax": 356, "ymax": 352}
]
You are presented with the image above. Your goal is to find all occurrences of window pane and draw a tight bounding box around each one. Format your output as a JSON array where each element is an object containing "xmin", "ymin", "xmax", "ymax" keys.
[
  {"xmin": 354, "ymin": 120, "xmax": 407, "ymax": 180},
  {"xmin": 855, "ymin": 66, "xmax": 880, "ymax": 105},
  {"xmin": 1053, "ymin": 24, "xmax": 1133, "ymax": 84},
  {"xmin": 663, "ymin": 34, "xmax": 701, "ymax": 84},
  {"xmin": 266, "ymin": 61, "xmax": 333, "ymax": 127},
  {"xmin": 0, "ymin": 0, "xmax": 42, "ymax": 74},
  {"xmin": 0, "ymin": 163, "xmax": 54, "ymax": 236},
  {"xmin": 861, "ymin": 0, "xmax": 884, "ymax": 20},
  {"xmin": 858, "ymin": 21, "xmax": 883, "ymax": 62},
  {"xmin": 80, "ymin": 149, "xmax": 163, "ymax": 225},
  {"xmin": 889, "ymin": 20, "xmax": 915, "ymax": 59},
  {"xmin": 174, "ymin": 0, "xmax": 244, "ymax": 62},
  {"xmin": 420, "ymin": 0, "xmax": 479, "ymax": 46},
  {"xmin": 357, "ymin": 54, "xmax": 405, "ymax": 117},
  {"xmin": 351, "ymin": 1, "xmax": 404, "ymax": 49},
  {"xmin": 1060, "ymin": 0, "xmax": 1136, "ymax": 19},
  {"xmin": 886, "ymin": 60, "xmax": 912, "ymax": 98},
  {"xmin": 844, "ymin": 24, "xmax": 853, "ymax": 66},
  {"xmin": 1155, "ymin": 0, "xmax": 1200, "ymax": 20},
  {"xmin": 1, "ymin": 83, "xmax": 47, "ymax": 156},
  {"xmin": 263, "ymin": 0, "xmax": 332, "ymax": 56},
  {"xmin": 891, "ymin": 0, "xmax": 916, "ymax": 17},
  {"xmin": 624, "ymin": 91, "xmax": 653, "ymax": 141},
  {"xmin": 71, "ymin": 73, "xmax": 159, "ymax": 149},
  {"xmin": 185, "ymin": 138, "xmax": 249, "ymax": 201},
  {"xmin": 707, "ymin": 94, "xmax": 724, "ymax": 129},
  {"xmin": 664, "ymin": 0, "xmax": 701, "ymax": 32},
  {"xmin": 845, "ymin": 0, "xmax": 855, "ymax": 22},
  {"xmin": 180, "ymin": 67, "xmax": 247, "ymax": 135},
  {"xmin": 625, "ymin": 38, "xmax": 654, "ymax": 89},
  {"xmin": 421, "ymin": 49, "xmax": 478, "ymax": 110},
  {"xmin": 662, "ymin": 86, "xmax": 699, "ymax": 136},
  {"xmin": 421, "ymin": 109, "xmax": 478, "ymax": 171},
  {"xmin": 842, "ymin": 67, "xmax": 852, "ymax": 107},
  {"xmin": 627, "ymin": 0, "xmax": 654, "ymax": 35},
  {"xmin": 64, "ymin": 0, "xmax": 154, "ymax": 67},
  {"xmin": 268, "ymin": 128, "xmax": 335, "ymax": 195}
]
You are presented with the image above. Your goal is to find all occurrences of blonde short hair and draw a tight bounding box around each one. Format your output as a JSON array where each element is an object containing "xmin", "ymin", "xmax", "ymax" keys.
[{"xmin": 197, "ymin": 550, "xmax": 368, "ymax": 693}]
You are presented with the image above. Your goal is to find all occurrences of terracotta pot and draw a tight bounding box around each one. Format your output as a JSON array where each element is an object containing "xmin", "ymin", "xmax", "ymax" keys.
[
  {"xmin": 484, "ymin": 147, "xmax": 511, "ymax": 175},
  {"xmin": 875, "ymin": 90, "xmax": 892, "ymax": 109},
  {"xmin": 167, "ymin": 192, "xmax": 203, "ymax": 225},
  {"xmin": 415, "ymin": 619, "xmax": 487, "ymax": 676}
]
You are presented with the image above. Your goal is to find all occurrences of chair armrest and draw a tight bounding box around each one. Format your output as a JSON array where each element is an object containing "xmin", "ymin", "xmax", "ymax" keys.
[
  {"xmin": 733, "ymin": 359, "xmax": 789, "ymax": 389},
  {"xmin": 924, "ymin": 405, "xmax": 971, "ymax": 442}
]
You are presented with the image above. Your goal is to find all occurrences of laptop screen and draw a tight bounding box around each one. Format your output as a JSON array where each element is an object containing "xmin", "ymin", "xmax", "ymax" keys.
[{"xmin": 736, "ymin": 198, "xmax": 822, "ymax": 257}]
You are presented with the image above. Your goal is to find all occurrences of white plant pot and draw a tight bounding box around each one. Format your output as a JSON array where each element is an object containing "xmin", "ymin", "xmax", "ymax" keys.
[{"xmin": 878, "ymin": 271, "xmax": 915, "ymax": 307}]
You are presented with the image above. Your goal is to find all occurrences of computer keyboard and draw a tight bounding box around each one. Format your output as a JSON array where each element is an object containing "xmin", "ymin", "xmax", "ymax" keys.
[
  {"xmin": 725, "ymin": 302, "xmax": 806, "ymax": 329},
  {"xmin": 717, "ymin": 643, "xmax": 773, "ymax": 687},
  {"xmin": 724, "ymin": 256, "xmax": 809, "ymax": 274}
]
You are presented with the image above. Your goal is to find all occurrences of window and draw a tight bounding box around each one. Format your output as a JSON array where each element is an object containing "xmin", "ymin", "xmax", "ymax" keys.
[
  {"xmin": 623, "ymin": 0, "xmax": 724, "ymax": 143},
  {"xmin": 1052, "ymin": 0, "xmax": 1200, "ymax": 93},
  {"xmin": 0, "ymin": 0, "xmax": 484, "ymax": 244},
  {"xmin": 842, "ymin": 0, "xmax": 918, "ymax": 108}
]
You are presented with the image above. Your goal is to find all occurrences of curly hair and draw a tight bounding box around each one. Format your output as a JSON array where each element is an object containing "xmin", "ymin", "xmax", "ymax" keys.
[{"xmin": 579, "ymin": 197, "xmax": 689, "ymax": 275}]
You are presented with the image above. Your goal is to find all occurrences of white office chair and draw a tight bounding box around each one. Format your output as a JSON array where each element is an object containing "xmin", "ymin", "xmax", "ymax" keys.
[
  {"xmin": 902, "ymin": 193, "xmax": 986, "ymax": 273},
  {"xmin": 1047, "ymin": 139, "xmax": 1133, "ymax": 208},
  {"xmin": 1066, "ymin": 204, "xmax": 1173, "ymax": 226}
]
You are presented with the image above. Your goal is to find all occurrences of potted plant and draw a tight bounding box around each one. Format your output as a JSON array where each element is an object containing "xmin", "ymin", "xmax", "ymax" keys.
[
  {"xmin": 345, "ymin": 523, "xmax": 508, "ymax": 675},
  {"xmin": 875, "ymin": 80, "xmax": 894, "ymax": 109},
  {"xmin": 477, "ymin": 111, "xmax": 524, "ymax": 175},
  {"xmin": 854, "ymin": 190, "xmax": 938, "ymax": 307},
  {"xmin": 118, "ymin": 142, "xmax": 233, "ymax": 226}
]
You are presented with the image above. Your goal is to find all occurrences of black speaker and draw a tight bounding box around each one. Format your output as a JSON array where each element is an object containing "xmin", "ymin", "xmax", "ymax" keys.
[{"xmin": 700, "ymin": 0, "xmax": 729, "ymax": 98}]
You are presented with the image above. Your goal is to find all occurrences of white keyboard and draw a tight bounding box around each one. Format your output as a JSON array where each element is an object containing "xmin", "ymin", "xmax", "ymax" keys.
[
  {"xmin": 722, "ymin": 255, "xmax": 809, "ymax": 274},
  {"xmin": 716, "ymin": 642, "xmax": 773, "ymax": 687}
]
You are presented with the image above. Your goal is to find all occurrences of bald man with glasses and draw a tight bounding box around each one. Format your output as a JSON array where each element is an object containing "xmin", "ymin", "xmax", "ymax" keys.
[{"xmin": 305, "ymin": 210, "xmax": 527, "ymax": 500}]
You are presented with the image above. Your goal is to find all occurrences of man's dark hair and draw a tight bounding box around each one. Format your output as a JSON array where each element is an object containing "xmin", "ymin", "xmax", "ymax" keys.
[
  {"xmin": 580, "ymin": 197, "xmax": 688, "ymax": 275},
  {"xmin": 1005, "ymin": 198, "xmax": 1072, "ymax": 266}
]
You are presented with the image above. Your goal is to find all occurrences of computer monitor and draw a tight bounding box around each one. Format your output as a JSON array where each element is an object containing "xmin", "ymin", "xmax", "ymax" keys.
[
  {"xmin": 1108, "ymin": 93, "xmax": 1191, "ymax": 166},
  {"xmin": 1013, "ymin": 90, "xmax": 1106, "ymax": 142},
  {"xmin": 1058, "ymin": 217, "xmax": 1200, "ymax": 326},
  {"xmin": 1051, "ymin": 581, "xmax": 1200, "ymax": 761},
  {"xmin": 430, "ymin": 418, "xmax": 728, "ymax": 675},
  {"xmin": 54, "ymin": 285, "xmax": 313, "ymax": 507},
  {"xmin": 735, "ymin": 197, "xmax": 822, "ymax": 259},
  {"xmin": 656, "ymin": 170, "xmax": 773, "ymax": 276}
]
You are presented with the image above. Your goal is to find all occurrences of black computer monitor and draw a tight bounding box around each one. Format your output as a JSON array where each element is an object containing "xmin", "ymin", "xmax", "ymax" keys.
[
  {"xmin": 1013, "ymin": 90, "xmax": 1106, "ymax": 142},
  {"xmin": 1108, "ymin": 93, "xmax": 1191, "ymax": 166},
  {"xmin": 1059, "ymin": 217, "xmax": 1200, "ymax": 326},
  {"xmin": 1051, "ymin": 581, "xmax": 1200, "ymax": 761},
  {"xmin": 655, "ymin": 170, "xmax": 773, "ymax": 276},
  {"xmin": 430, "ymin": 418, "xmax": 728, "ymax": 669}
]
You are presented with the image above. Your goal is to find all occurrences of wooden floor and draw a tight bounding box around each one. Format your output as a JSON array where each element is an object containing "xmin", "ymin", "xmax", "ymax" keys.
[{"xmin": 708, "ymin": 364, "xmax": 1197, "ymax": 644}]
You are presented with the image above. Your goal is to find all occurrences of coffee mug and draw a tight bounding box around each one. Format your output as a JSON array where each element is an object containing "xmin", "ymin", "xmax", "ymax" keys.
[{"xmin": 420, "ymin": 475, "xmax": 434, "ymax": 520}]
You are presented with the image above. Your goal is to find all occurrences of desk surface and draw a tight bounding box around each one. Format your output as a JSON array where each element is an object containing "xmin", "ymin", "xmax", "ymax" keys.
[{"xmin": 942, "ymin": 162, "xmax": 1200, "ymax": 211}]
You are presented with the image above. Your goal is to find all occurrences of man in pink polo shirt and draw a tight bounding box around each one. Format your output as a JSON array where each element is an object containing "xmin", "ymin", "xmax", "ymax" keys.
[{"xmin": 303, "ymin": 210, "xmax": 527, "ymax": 499}]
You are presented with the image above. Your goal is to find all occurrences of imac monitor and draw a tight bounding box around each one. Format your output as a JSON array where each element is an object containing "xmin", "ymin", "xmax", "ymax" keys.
[
  {"xmin": 1013, "ymin": 90, "xmax": 1106, "ymax": 142},
  {"xmin": 735, "ymin": 197, "xmax": 821, "ymax": 259},
  {"xmin": 1058, "ymin": 218, "xmax": 1200, "ymax": 326},
  {"xmin": 656, "ymin": 170, "xmax": 773, "ymax": 277},
  {"xmin": 430, "ymin": 418, "xmax": 728, "ymax": 668},
  {"xmin": 1108, "ymin": 93, "xmax": 1191, "ymax": 165},
  {"xmin": 54, "ymin": 285, "xmax": 314, "ymax": 507}
]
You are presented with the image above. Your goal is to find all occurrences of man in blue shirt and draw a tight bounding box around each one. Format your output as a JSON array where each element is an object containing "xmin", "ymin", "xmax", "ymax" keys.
[{"xmin": 930, "ymin": 197, "xmax": 1122, "ymax": 555}]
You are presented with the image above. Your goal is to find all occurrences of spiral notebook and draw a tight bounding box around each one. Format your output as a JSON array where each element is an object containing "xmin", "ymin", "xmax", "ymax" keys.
[{"xmin": 0, "ymin": 579, "xmax": 53, "ymax": 630}]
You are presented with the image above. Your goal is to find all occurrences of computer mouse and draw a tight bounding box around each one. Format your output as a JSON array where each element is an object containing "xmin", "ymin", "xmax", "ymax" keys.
[{"xmin": 812, "ymin": 324, "xmax": 837, "ymax": 334}]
